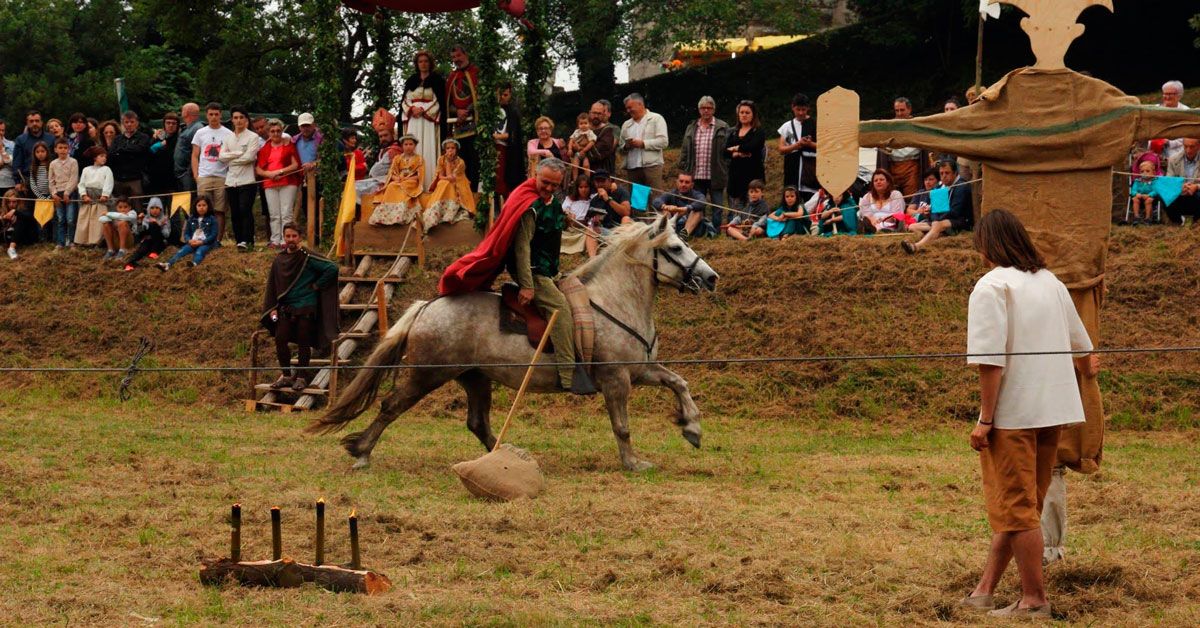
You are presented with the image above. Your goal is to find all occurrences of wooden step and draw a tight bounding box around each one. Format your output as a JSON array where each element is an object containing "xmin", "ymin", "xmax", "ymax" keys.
[
  {"xmin": 254, "ymin": 384, "xmax": 329, "ymax": 396},
  {"xmin": 339, "ymin": 303, "xmax": 384, "ymax": 311},
  {"xmin": 338, "ymin": 276, "xmax": 405, "ymax": 284},
  {"xmin": 245, "ymin": 399, "xmax": 300, "ymax": 413},
  {"xmin": 354, "ymin": 249, "xmax": 420, "ymax": 259},
  {"xmin": 336, "ymin": 332, "xmax": 374, "ymax": 340}
]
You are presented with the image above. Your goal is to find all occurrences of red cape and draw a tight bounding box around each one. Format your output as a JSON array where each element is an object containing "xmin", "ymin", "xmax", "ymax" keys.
[{"xmin": 438, "ymin": 178, "xmax": 540, "ymax": 295}]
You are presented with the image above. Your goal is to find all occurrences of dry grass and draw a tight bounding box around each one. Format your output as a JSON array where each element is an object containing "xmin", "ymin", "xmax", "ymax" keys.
[{"xmin": 1, "ymin": 209, "xmax": 1200, "ymax": 624}]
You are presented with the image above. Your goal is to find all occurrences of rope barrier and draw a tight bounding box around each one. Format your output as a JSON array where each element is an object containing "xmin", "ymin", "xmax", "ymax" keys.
[
  {"xmin": 5, "ymin": 345, "xmax": 1198, "ymax": 375},
  {"xmin": 118, "ymin": 337, "xmax": 155, "ymax": 401}
]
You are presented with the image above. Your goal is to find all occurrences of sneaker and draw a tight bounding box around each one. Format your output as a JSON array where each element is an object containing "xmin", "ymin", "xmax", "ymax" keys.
[
  {"xmin": 116, "ymin": 249, "xmax": 128, "ymax": 259},
  {"xmin": 7, "ymin": 248, "xmax": 17, "ymax": 260},
  {"xmin": 290, "ymin": 377, "xmax": 307, "ymax": 392},
  {"xmin": 54, "ymin": 244, "xmax": 63, "ymax": 251},
  {"xmin": 901, "ymin": 240, "xmax": 916, "ymax": 255},
  {"xmin": 237, "ymin": 242, "xmax": 248, "ymax": 252},
  {"xmin": 269, "ymin": 375, "xmax": 294, "ymax": 390},
  {"xmin": 155, "ymin": 262, "xmax": 170, "ymax": 272},
  {"xmin": 988, "ymin": 601, "xmax": 1050, "ymax": 619},
  {"xmin": 122, "ymin": 264, "xmax": 135, "ymax": 272},
  {"xmin": 187, "ymin": 260, "xmax": 197, "ymax": 268},
  {"xmin": 102, "ymin": 250, "xmax": 116, "ymax": 260},
  {"xmin": 148, "ymin": 252, "xmax": 158, "ymax": 259}
]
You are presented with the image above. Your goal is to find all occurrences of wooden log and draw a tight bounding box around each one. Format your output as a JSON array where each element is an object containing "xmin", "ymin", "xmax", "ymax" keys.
[{"xmin": 198, "ymin": 558, "xmax": 392, "ymax": 595}]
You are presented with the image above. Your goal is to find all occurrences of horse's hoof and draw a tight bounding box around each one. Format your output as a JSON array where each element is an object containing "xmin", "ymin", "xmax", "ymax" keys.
[
  {"xmin": 351, "ymin": 456, "xmax": 371, "ymax": 471},
  {"xmin": 623, "ymin": 458, "xmax": 655, "ymax": 472},
  {"xmin": 682, "ymin": 429, "xmax": 702, "ymax": 449}
]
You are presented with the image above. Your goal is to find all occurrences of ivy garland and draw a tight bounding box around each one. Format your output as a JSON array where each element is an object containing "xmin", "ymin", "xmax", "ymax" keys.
[
  {"xmin": 474, "ymin": 0, "xmax": 504, "ymax": 232},
  {"xmin": 312, "ymin": 0, "xmax": 345, "ymax": 245},
  {"xmin": 519, "ymin": 0, "xmax": 550, "ymax": 137}
]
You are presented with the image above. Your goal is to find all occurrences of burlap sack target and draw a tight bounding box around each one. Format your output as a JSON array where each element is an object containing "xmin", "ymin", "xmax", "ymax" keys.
[{"xmin": 452, "ymin": 444, "xmax": 545, "ymax": 501}]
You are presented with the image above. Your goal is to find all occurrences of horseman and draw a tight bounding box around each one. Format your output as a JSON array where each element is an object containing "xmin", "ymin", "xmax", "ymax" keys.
[{"xmin": 440, "ymin": 158, "xmax": 596, "ymax": 395}]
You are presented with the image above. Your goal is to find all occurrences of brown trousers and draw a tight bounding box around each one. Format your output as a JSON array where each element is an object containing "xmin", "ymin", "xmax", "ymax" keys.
[{"xmin": 1060, "ymin": 284, "xmax": 1104, "ymax": 473}]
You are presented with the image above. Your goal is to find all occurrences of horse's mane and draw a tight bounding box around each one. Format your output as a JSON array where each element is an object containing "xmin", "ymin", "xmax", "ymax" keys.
[{"xmin": 570, "ymin": 220, "xmax": 669, "ymax": 283}]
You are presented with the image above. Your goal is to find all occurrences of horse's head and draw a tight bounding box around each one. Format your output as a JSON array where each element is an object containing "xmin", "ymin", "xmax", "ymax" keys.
[{"xmin": 647, "ymin": 214, "xmax": 719, "ymax": 294}]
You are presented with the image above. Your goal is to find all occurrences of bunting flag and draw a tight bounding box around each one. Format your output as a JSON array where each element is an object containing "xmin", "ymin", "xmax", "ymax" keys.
[
  {"xmin": 930, "ymin": 186, "xmax": 951, "ymax": 215},
  {"xmin": 630, "ymin": 183, "xmax": 651, "ymax": 211},
  {"xmin": 1151, "ymin": 176, "xmax": 1186, "ymax": 207},
  {"xmin": 170, "ymin": 191, "xmax": 192, "ymax": 216},
  {"xmin": 333, "ymin": 155, "xmax": 358, "ymax": 257},
  {"xmin": 34, "ymin": 200, "xmax": 55, "ymax": 226}
]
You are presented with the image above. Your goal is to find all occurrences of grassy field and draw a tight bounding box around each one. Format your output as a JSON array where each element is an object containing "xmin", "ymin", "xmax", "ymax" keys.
[{"xmin": 2, "ymin": 383, "xmax": 1199, "ymax": 625}]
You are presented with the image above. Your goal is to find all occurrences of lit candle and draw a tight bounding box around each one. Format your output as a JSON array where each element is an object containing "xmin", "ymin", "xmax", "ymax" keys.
[
  {"xmin": 231, "ymin": 503, "xmax": 241, "ymax": 562},
  {"xmin": 315, "ymin": 499, "xmax": 325, "ymax": 566},
  {"xmin": 271, "ymin": 506, "xmax": 282, "ymax": 561},
  {"xmin": 349, "ymin": 509, "xmax": 360, "ymax": 570}
]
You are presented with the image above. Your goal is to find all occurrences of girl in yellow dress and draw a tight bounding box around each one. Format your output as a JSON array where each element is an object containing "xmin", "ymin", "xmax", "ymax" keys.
[
  {"xmin": 421, "ymin": 138, "xmax": 475, "ymax": 227},
  {"xmin": 369, "ymin": 135, "xmax": 425, "ymax": 225}
]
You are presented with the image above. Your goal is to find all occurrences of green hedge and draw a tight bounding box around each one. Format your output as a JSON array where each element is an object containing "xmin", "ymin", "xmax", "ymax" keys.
[{"xmin": 547, "ymin": 0, "xmax": 1200, "ymax": 144}]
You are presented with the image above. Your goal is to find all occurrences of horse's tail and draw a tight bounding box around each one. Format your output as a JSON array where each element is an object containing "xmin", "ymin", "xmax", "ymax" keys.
[{"xmin": 306, "ymin": 300, "xmax": 428, "ymax": 435}]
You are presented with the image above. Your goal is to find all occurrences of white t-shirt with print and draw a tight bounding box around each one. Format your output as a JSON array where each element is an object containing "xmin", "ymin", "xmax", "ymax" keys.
[
  {"xmin": 192, "ymin": 125, "xmax": 235, "ymax": 179},
  {"xmin": 967, "ymin": 266, "xmax": 1092, "ymax": 430}
]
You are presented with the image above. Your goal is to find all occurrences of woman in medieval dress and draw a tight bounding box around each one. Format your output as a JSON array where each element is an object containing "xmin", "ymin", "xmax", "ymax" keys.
[{"xmin": 401, "ymin": 50, "xmax": 446, "ymax": 190}]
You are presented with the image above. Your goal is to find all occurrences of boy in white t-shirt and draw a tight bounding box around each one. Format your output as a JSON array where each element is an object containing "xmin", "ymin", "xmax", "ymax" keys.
[
  {"xmin": 191, "ymin": 102, "xmax": 234, "ymax": 242},
  {"xmin": 960, "ymin": 209, "xmax": 1097, "ymax": 619}
]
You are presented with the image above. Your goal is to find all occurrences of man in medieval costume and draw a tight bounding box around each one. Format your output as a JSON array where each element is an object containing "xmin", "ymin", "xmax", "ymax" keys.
[
  {"xmin": 439, "ymin": 158, "xmax": 596, "ymax": 395},
  {"xmin": 262, "ymin": 222, "xmax": 340, "ymax": 392},
  {"xmin": 446, "ymin": 44, "xmax": 481, "ymax": 188}
]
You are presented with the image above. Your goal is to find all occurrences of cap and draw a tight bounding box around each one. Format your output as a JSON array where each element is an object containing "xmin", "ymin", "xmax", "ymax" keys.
[
  {"xmin": 146, "ymin": 197, "xmax": 164, "ymax": 210},
  {"xmin": 297, "ymin": 112, "xmax": 315, "ymax": 126},
  {"xmin": 591, "ymin": 169, "xmax": 610, "ymax": 179}
]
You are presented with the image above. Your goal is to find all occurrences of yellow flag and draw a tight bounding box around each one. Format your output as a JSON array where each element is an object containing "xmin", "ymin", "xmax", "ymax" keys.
[
  {"xmin": 333, "ymin": 154, "xmax": 357, "ymax": 257},
  {"xmin": 171, "ymin": 191, "xmax": 192, "ymax": 216},
  {"xmin": 34, "ymin": 200, "xmax": 55, "ymax": 226}
]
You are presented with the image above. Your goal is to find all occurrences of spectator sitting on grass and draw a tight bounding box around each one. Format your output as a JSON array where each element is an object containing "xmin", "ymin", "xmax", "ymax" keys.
[
  {"xmin": 651, "ymin": 172, "xmax": 708, "ymax": 239},
  {"xmin": 157, "ymin": 195, "xmax": 218, "ymax": 271},
  {"xmin": 808, "ymin": 188, "xmax": 859, "ymax": 236},
  {"xmin": 725, "ymin": 179, "xmax": 769, "ymax": 241},
  {"xmin": 2, "ymin": 189, "xmax": 34, "ymax": 259},
  {"xmin": 762, "ymin": 186, "xmax": 809, "ymax": 239},
  {"xmin": 99, "ymin": 196, "xmax": 137, "ymax": 260},
  {"xmin": 124, "ymin": 197, "xmax": 171, "ymax": 271},
  {"xmin": 906, "ymin": 169, "xmax": 941, "ymax": 234},
  {"xmin": 590, "ymin": 170, "xmax": 632, "ymax": 233},
  {"xmin": 858, "ymin": 169, "xmax": 907, "ymax": 233},
  {"xmin": 902, "ymin": 160, "xmax": 973, "ymax": 254}
]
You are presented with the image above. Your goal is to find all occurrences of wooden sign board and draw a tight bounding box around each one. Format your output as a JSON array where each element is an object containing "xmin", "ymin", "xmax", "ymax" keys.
[{"xmin": 816, "ymin": 86, "xmax": 861, "ymax": 198}]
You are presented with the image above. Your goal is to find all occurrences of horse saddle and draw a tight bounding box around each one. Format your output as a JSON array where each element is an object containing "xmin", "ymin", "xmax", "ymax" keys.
[
  {"xmin": 499, "ymin": 282, "xmax": 552, "ymax": 353},
  {"xmin": 497, "ymin": 279, "xmax": 596, "ymax": 364}
]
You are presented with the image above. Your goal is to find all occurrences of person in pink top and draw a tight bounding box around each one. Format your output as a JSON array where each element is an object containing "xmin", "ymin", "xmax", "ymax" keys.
[
  {"xmin": 526, "ymin": 116, "xmax": 564, "ymax": 178},
  {"xmin": 255, "ymin": 119, "xmax": 302, "ymax": 248}
]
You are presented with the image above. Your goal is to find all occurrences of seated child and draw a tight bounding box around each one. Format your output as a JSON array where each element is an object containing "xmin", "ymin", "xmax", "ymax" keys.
[
  {"xmin": 1129, "ymin": 159, "xmax": 1159, "ymax": 225},
  {"xmin": 762, "ymin": 186, "xmax": 810, "ymax": 240},
  {"xmin": 422, "ymin": 138, "xmax": 476, "ymax": 228},
  {"xmin": 157, "ymin": 195, "xmax": 218, "ymax": 270},
  {"xmin": 1, "ymin": 189, "xmax": 34, "ymax": 260},
  {"xmin": 564, "ymin": 112, "xmax": 596, "ymax": 182},
  {"xmin": 369, "ymin": 134, "xmax": 425, "ymax": 226},
  {"xmin": 124, "ymin": 197, "xmax": 171, "ymax": 271},
  {"xmin": 808, "ymin": 188, "xmax": 859, "ymax": 236},
  {"xmin": 725, "ymin": 179, "xmax": 770, "ymax": 241},
  {"xmin": 906, "ymin": 170, "xmax": 940, "ymax": 233},
  {"xmin": 99, "ymin": 196, "xmax": 137, "ymax": 260}
]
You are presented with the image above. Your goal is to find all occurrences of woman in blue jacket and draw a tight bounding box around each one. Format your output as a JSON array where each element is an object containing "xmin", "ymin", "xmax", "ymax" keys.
[{"xmin": 157, "ymin": 195, "xmax": 218, "ymax": 270}]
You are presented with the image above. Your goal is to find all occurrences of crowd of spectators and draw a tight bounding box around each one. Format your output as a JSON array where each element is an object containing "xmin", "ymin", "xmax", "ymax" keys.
[{"xmin": 0, "ymin": 71, "xmax": 1193, "ymax": 263}]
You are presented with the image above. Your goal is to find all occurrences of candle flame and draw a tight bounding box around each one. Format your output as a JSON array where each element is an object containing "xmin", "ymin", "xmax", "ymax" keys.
[
  {"xmin": 317, "ymin": 497, "xmax": 325, "ymax": 504},
  {"xmin": 349, "ymin": 509, "xmax": 357, "ymax": 518}
]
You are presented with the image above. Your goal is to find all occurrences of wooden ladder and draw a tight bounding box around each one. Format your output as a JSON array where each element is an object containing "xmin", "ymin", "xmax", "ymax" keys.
[{"xmin": 246, "ymin": 250, "xmax": 418, "ymax": 413}]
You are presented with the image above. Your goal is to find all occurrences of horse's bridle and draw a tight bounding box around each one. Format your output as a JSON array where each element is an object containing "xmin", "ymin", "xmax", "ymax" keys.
[{"xmin": 651, "ymin": 243, "xmax": 702, "ymax": 294}]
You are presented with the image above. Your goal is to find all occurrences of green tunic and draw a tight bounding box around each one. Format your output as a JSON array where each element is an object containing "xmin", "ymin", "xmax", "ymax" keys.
[
  {"xmin": 280, "ymin": 255, "xmax": 340, "ymax": 309},
  {"xmin": 507, "ymin": 196, "xmax": 566, "ymax": 288}
]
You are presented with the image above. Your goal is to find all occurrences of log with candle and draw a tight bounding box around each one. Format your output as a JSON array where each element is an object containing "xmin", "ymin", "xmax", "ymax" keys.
[
  {"xmin": 349, "ymin": 509, "xmax": 360, "ymax": 570},
  {"xmin": 315, "ymin": 499, "xmax": 325, "ymax": 566},
  {"xmin": 230, "ymin": 503, "xmax": 241, "ymax": 563},
  {"xmin": 271, "ymin": 506, "xmax": 282, "ymax": 561}
]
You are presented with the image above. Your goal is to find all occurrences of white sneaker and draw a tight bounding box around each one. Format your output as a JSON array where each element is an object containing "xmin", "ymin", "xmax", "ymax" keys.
[
  {"xmin": 236, "ymin": 242, "xmax": 248, "ymax": 251},
  {"xmin": 7, "ymin": 248, "xmax": 17, "ymax": 260}
]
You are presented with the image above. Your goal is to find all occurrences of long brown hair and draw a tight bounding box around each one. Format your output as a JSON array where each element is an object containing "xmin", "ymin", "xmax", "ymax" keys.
[
  {"xmin": 974, "ymin": 209, "xmax": 1046, "ymax": 273},
  {"xmin": 869, "ymin": 169, "xmax": 894, "ymax": 201}
]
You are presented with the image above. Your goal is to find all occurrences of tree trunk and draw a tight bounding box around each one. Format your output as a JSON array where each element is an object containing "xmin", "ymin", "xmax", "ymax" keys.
[
  {"xmin": 199, "ymin": 558, "xmax": 393, "ymax": 594},
  {"xmin": 831, "ymin": 0, "xmax": 852, "ymax": 27}
]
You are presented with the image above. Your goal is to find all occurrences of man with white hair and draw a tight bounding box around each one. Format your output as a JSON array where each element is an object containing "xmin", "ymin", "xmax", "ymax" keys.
[
  {"xmin": 1160, "ymin": 80, "xmax": 1189, "ymax": 161},
  {"xmin": 619, "ymin": 93, "xmax": 668, "ymax": 192},
  {"xmin": 678, "ymin": 95, "xmax": 730, "ymax": 230}
]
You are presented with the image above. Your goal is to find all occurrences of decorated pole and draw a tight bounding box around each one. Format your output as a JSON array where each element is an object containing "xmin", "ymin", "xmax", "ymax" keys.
[
  {"xmin": 519, "ymin": 0, "xmax": 549, "ymax": 136},
  {"xmin": 474, "ymin": 0, "xmax": 503, "ymax": 232},
  {"xmin": 367, "ymin": 9, "xmax": 396, "ymax": 113},
  {"xmin": 312, "ymin": 0, "xmax": 346, "ymax": 245}
]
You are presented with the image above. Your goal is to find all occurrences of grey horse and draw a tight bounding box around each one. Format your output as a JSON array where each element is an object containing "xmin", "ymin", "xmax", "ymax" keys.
[{"xmin": 307, "ymin": 214, "xmax": 719, "ymax": 471}]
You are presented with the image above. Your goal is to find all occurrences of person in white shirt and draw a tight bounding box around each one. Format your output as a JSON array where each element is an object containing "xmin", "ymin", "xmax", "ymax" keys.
[
  {"xmin": 960, "ymin": 209, "xmax": 1098, "ymax": 619},
  {"xmin": 1159, "ymin": 80, "xmax": 1190, "ymax": 162},
  {"xmin": 618, "ymin": 93, "xmax": 668, "ymax": 192},
  {"xmin": 191, "ymin": 102, "xmax": 235, "ymax": 242},
  {"xmin": 220, "ymin": 105, "xmax": 262, "ymax": 251}
]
